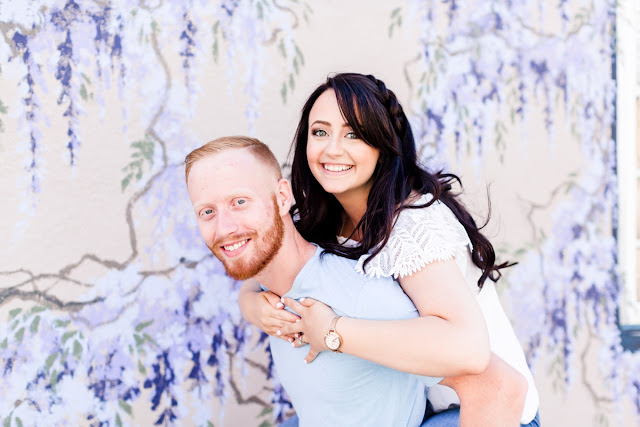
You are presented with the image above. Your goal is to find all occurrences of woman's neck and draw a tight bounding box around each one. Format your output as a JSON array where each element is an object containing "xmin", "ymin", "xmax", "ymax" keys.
[{"xmin": 335, "ymin": 192, "xmax": 368, "ymax": 241}]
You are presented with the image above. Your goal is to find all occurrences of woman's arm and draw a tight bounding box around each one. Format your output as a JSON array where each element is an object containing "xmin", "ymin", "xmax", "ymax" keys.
[
  {"xmin": 237, "ymin": 279, "xmax": 300, "ymax": 341},
  {"xmin": 281, "ymin": 258, "xmax": 490, "ymax": 377}
]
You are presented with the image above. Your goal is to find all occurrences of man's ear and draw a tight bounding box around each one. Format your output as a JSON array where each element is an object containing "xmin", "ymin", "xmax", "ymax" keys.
[{"xmin": 276, "ymin": 178, "xmax": 293, "ymax": 215}]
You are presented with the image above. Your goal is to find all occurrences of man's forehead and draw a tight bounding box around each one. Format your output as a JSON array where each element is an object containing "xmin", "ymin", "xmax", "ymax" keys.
[{"xmin": 189, "ymin": 149, "xmax": 277, "ymax": 191}]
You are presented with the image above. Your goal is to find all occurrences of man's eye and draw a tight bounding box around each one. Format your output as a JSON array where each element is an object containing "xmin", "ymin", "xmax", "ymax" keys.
[
  {"xmin": 202, "ymin": 209, "xmax": 213, "ymax": 216},
  {"xmin": 312, "ymin": 129, "xmax": 328, "ymax": 137},
  {"xmin": 236, "ymin": 199, "xmax": 246, "ymax": 206}
]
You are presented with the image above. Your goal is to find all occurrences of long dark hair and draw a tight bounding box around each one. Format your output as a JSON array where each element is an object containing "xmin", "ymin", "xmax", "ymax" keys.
[{"xmin": 289, "ymin": 73, "xmax": 513, "ymax": 288}]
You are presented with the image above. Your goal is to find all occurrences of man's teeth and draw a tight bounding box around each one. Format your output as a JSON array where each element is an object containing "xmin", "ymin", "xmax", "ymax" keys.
[
  {"xmin": 323, "ymin": 164, "xmax": 353, "ymax": 172},
  {"xmin": 223, "ymin": 239, "xmax": 248, "ymax": 252}
]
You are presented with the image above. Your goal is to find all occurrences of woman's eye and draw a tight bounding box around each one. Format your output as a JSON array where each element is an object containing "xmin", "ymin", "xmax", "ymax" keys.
[
  {"xmin": 312, "ymin": 129, "xmax": 328, "ymax": 137},
  {"xmin": 345, "ymin": 131, "xmax": 358, "ymax": 139}
]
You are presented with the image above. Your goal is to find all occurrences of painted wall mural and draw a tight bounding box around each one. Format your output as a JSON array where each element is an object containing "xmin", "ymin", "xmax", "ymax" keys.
[{"xmin": 0, "ymin": 0, "xmax": 636, "ymax": 426}]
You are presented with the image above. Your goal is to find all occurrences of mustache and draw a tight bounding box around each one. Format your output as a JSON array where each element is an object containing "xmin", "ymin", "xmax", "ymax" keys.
[{"xmin": 212, "ymin": 231, "xmax": 257, "ymax": 248}]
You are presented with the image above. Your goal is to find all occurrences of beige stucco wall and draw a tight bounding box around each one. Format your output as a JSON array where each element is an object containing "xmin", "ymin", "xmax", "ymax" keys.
[{"xmin": 1, "ymin": 1, "xmax": 636, "ymax": 426}]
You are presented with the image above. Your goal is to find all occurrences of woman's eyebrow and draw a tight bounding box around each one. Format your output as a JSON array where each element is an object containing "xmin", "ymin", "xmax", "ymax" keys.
[{"xmin": 310, "ymin": 120, "xmax": 351, "ymax": 128}]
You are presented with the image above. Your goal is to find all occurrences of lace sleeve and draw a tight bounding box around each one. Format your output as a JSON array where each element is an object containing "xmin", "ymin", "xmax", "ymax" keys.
[{"xmin": 355, "ymin": 196, "xmax": 473, "ymax": 279}]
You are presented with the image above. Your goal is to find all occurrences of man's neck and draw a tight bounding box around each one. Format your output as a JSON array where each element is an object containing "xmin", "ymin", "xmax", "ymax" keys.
[{"xmin": 254, "ymin": 218, "xmax": 316, "ymax": 296}]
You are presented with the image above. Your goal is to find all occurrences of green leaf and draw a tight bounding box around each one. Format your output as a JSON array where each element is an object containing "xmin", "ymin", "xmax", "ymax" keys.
[
  {"xmin": 9, "ymin": 308, "xmax": 21, "ymax": 319},
  {"xmin": 391, "ymin": 7, "xmax": 401, "ymax": 17},
  {"xmin": 15, "ymin": 417, "xmax": 23, "ymax": 427},
  {"xmin": 119, "ymin": 400, "xmax": 133, "ymax": 415},
  {"xmin": 207, "ymin": 422, "xmax": 215, "ymax": 427},
  {"xmin": 134, "ymin": 334, "xmax": 144, "ymax": 347},
  {"xmin": 257, "ymin": 2, "xmax": 263, "ymax": 19},
  {"xmin": 15, "ymin": 327, "xmax": 25, "ymax": 342},
  {"xmin": 0, "ymin": 338, "xmax": 7, "ymax": 349},
  {"xmin": 0, "ymin": 99, "xmax": 8, "ymax": 114},
  {"xmin": 30, "ymin": 315, "xmax": 41, "ymax": 333},
  {"xmin": 54, "ymin": 319, "xmax": 71, "ymax": 328},
  {"xmin": 3, "ymin": 414, "xmax": 10, "ymax": 427},
  {"xmin": 142, "ymin": 333, "xmax": 158, "ymax": 346},
  {"xmin": 278, "ymin": 39, "xmax": 286, "ymax": 58},
  {"xmin": 138, "ymin": 360, "xmax": 147, "ymax": 375},
  {"xmin": 258, "ymin": 421, "xmax": 272, "ymax": 427},
  {"xmin": 80, "ymin": 84, "xmax": 88, "ymax": 101},
  {"xmin": 61, "ymin": 349, "xmax": 69, "ymax": 366},
  {"xmin": 212, "ymin": 39, "xmax": 219, "ymax": 63},
  {"xmin": 30, "ymin": 306, "xmax": 46, "ymax": 314},
  {"xmin": 258, "ymin": 407, "xmax": 273, "ymax": 417},
  {"xmin": 288, "ymin": 74, "xmax": 295, "ymax": 90},
  {"xmin": 50, "ymin": 369, "xmax": 58, "ymax": 391},
  {"xmin": 73, "ymin": 340, "xmax": 82, "ymax": 360},
  {"xmin": 121, "ymin": 173, "xmax": 133, "ymax": 192},
  {"xmin": 115, "ymin": 413, "xmax": 123, "ymax": 427},
  {"xmin": 62, "ymin": 330, "xmax": 77, "ymax": 344},
  {"xmin": 281, "ymin": 82, "xmax": 287, "ymax": 104},
  {"xmin": 46, "ymin": 352, "xmax": 59, "ymax": 371},
  {"xmin": 81, "ymin": 72, "xmax": 91, "ymax": 84},
  {"xmin": 135, "ymin": 320, "xmax": 154, "ymax": 333}
]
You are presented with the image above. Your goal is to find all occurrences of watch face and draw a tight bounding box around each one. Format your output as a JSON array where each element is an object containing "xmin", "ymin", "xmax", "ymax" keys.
[{"xmin": 325, "ymin": 331, "xmax": 341, "ymax": 351}]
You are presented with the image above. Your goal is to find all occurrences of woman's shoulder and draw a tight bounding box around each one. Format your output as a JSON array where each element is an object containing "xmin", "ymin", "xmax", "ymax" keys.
[{"xmin": 356, "ymin": 192, "xmax": 472, "ymax": 279}]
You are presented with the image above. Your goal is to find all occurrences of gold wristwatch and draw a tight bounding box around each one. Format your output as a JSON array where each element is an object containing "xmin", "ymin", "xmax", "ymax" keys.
[{"xmin": 324, "ymin": 315, "xmax": 343, "ymax": 352}]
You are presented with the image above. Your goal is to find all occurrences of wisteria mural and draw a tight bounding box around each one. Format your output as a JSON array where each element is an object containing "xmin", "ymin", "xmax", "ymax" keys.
[{"xmin": 0, "ymin": 0, "xmax": 637, "ymax": 426}]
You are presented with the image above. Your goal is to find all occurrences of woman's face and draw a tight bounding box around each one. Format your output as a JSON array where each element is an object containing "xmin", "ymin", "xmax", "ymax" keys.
[{"xmin": 306, "ymin": 89, "xmax": 380, "ymax": 204}]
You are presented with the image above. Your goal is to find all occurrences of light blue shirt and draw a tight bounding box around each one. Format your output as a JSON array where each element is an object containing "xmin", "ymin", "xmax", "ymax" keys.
[{"xmin": 264, "ymin": 246, "xmax": 441, "ymax": 427}]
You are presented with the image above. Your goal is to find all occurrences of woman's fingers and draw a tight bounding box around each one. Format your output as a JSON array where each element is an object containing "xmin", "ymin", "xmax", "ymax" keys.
[
  {"xmin": 262, "ymin": 291, "xmax": 285, "ymax": 309},
  {"xmin": 290, "ymin": 333, "xmax": 310, "ymax": 348},
  {"xmin": 278, "ymin": 319, "xmax": 303, "ymax": 337},
  {"xmin": 304, "ymin": 348, "xmax": 319, "ymax": 364},
  {"xmin": 270, "ymin": 309, "xmax": 301, "ymax": 324},
  {"xmin": 282, "ymin": 297, "xmax": 306, "ymax": 314}
]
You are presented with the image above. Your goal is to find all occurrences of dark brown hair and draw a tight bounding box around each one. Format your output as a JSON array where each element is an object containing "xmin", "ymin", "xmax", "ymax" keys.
[{"xmin": 289, "ymin": 73, "xmax": 513, "ymax": 287}]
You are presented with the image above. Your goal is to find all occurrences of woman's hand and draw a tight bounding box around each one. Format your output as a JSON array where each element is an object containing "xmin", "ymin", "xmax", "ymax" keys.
[
  {"xmin": 279, "ymin": 297, "xmax": 338, "ymax": 363},
  {"xmin": 237, "ymin": 281, "xmax": 300, "ymax": 342}
]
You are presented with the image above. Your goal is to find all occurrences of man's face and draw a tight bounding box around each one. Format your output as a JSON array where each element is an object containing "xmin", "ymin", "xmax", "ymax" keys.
[{"xmin": 187, "ymin": 149, "xmax": 284, "ymax": 280}]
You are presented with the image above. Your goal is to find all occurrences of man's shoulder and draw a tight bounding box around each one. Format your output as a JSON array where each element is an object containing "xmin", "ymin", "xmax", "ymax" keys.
[{"xmin": 310, "ymin": 250, "xmax": 362, "ymax": 278}]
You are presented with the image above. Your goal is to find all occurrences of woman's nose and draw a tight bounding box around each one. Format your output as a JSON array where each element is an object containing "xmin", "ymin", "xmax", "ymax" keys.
[{"xmin": 324, "ymin": 135, "xmax": 344, "ymax": 156}]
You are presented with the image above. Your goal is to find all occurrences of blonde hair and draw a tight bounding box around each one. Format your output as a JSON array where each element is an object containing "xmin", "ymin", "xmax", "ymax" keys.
[{"xmin": 184, "ymin": 136, "xmax": 282, "ymax": 182}]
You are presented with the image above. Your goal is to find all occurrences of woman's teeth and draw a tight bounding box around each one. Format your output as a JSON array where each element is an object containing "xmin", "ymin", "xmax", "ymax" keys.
[
  {"xmin": 223, "ymin": 239, "xmax": 248, "ymax": 251},
  {"xmin": 323, "ymin": 164, "xmax": 353, "ymax": 172}
]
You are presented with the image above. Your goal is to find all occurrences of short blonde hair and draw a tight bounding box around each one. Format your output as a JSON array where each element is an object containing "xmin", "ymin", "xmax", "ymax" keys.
[{"xmin": 184, "ymin": 136, "xmax": 282, "ymax": 183}]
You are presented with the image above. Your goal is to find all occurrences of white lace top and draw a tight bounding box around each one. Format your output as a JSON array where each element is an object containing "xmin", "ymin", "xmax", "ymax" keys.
[
  {"xmin": 352, "ymin": 193, "xmax": 540, "ymax": 424},
  {"xmin": 355, "ymin": 193, "xmax": 472, "ymax": 279}
]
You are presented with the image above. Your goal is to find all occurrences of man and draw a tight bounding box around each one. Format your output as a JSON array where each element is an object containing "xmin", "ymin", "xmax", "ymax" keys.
[{"xmin": 185, "ymin": 136, "xmax": 527, "ymax": 427}]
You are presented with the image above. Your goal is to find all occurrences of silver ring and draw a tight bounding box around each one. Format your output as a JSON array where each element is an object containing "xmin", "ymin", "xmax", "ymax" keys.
[{"xmin": 298, "ymin": 335, "xmax": 305, "ymax": 345}]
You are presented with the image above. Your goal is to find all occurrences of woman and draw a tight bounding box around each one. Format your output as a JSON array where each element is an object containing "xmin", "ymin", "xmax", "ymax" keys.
[{"xmin": 239, "ymin": 73, "xmax": 540, "ymax": 426}]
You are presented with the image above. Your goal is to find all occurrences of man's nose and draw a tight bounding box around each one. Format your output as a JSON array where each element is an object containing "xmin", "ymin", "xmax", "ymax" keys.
[{"xmin": 216, "ymin": 210, "xmax": 239, "ymax": 237}]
